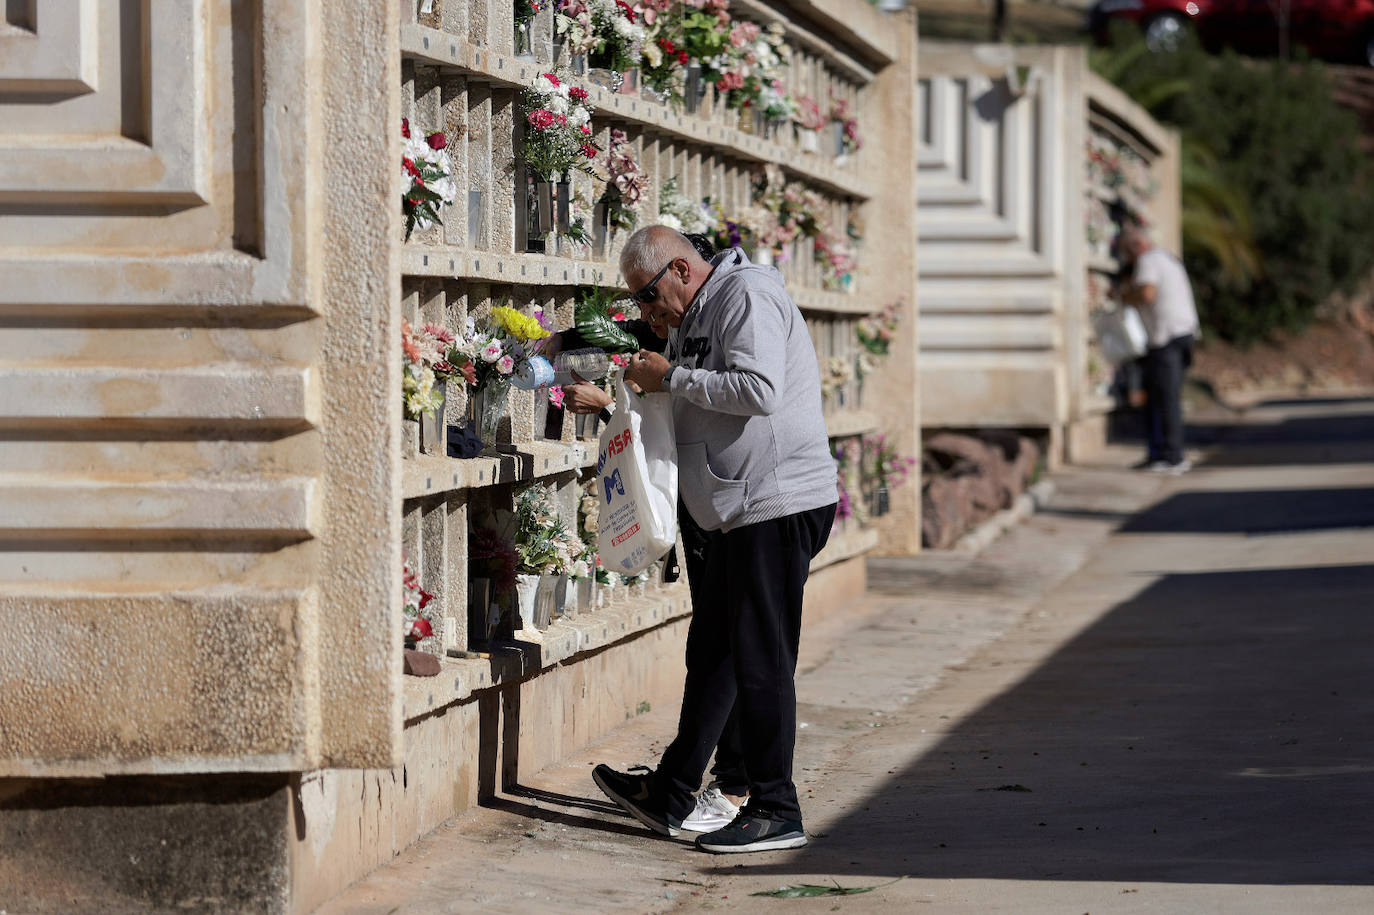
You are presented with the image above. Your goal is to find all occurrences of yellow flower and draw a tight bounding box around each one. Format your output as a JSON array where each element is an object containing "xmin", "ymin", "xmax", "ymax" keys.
[{"xmin": 491, "ymin": 305, "xmax": 551, "ymax": 342}]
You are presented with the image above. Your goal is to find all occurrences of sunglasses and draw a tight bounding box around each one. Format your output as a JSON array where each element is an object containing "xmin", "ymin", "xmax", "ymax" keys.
[{"xmin": 630, "ymin": 261, "xmax": 673, "ymax": 305}]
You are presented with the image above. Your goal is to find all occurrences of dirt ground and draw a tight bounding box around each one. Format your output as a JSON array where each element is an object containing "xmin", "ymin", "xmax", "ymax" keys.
[{"xmin": 1190, "ymin": 313, "xmax": 1374, "ymax": 406}]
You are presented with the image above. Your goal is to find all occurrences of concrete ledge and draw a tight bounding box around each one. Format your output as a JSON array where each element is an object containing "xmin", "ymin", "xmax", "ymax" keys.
[
  {"xmin": 403, "ymin": 581, "xmax": 691, "ymax": 722},
  {"xmin": 812, "ymin": 524, "xmax": 878, "ymax": 572},
  {"xmin": 951, "ymin": 479, "xmax": 1056, "ymax": 554}
]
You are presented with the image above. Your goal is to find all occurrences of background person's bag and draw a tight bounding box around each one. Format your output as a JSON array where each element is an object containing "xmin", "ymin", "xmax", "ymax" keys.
[
  {"xmin": 596, "ymin": 373, "xmax": 677, "ymax": 576},
  {"xmin": 1094, "ymin": 304, "xmax": 1149, "ymax": 366}
]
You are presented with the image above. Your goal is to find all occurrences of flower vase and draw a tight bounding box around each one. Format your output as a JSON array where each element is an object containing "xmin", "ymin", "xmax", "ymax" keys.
[
  {"xmin": 684, "ymin": 62, "xmax": 704, "ymax": 114},
  {"xmin": 555, "ymin": 178, "xmax": 571, "ymax": 234},
  {"xmin": 471, "ymin": 377, "xmax": 511, "ymax": 448},
  {"xmin": 575, "ymin": 575, "xmax": 597, "ymax": 611},
  {"xmin": 832, "ymin": 121, "xmax": 847, "ymax": 158},
  {"xmin": 737, "ymin": 106, "xmax": 754, "ymax": 134},
  {"xmin": 533, "ymin": 390, "xmax": 551, "ymax": 440},
  {"xmin": 574, "ymin": 411, "xmax": 599, "ymax": 439},
  {"xmin": 535, "ymin": 180, "xmax": 554, "ymax": 235},
  {"xmin": 468, "ymin": 576, "xmax": 494, "ymax": 645},
  {"xmin": 587, "ymin": 66, "xmax": 622, "ymax": 92},
  {"xmin": 874, "ymin": 485, "xmax": 891, "ymax": 517},
  {"xmin": 618, "ymin": 67, "xmax": 640, "ymax": 95},
  {"xmin": 515, "ymin": 574, "xmax": 541, "ymax": 632},
  {"xmin": 514, "ymin": 22, "xmax": 535, "ymax": 61},
  {"xmin": 533, "ymin": 573, "xmax": 559, "ymax": 629},
  {"xmin": 752, "ymin": 247, "xmax": 773, "ymax": 267},
  {"xmin": 419, "ymin": 379, "xmax": 446, "ymax": 455},
  {"xmin": 553, "ymin": 573, "xmax": 571, "ymax": 618}
]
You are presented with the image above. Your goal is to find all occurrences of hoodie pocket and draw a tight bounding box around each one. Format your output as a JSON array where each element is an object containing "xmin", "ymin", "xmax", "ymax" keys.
[{"xmin": 678, "ymin": 441, "xmax": 749, "ymax": 529}]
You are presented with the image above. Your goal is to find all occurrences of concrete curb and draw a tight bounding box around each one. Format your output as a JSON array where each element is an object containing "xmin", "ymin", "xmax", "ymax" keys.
[{"xmin": 950, "ymin": 478, "xmax": 1057, "ymax": 554}]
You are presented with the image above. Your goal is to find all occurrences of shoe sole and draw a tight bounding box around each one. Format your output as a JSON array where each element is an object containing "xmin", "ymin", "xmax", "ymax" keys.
[
  {"xmin": 592, "ymin": 768, "xmax": 680, "ymax": 838},
  {"xmin": 697, "ymin": 833, "xmax": 808, "ymax": 854}
]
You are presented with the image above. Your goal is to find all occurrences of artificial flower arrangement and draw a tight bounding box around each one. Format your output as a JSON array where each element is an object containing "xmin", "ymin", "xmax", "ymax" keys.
[
  {"xmin": 556, "ymin": 0, "xmax": 645, "ymax": 71},
  {"xmin": 514, "ymin": 483, "xmax": 587, "ymax": 577},
  {"xmin": 793, "ymin": 95, "xmax": 827, "ymax": 132},
  {"xmin": 856, "ymin": 297, "xmax": 901, "ymax": 358},
  {"xmin": 401, "ymin": 118, "xmax": 458, "ymax": 240},
  {"xmin": 402, "ymin": 557, "xmax": 435, "ymax": 645},
  {"xmin": 831, "ymin": 438, "xmax": 867, "ymax": 528},
  {"xmin": 820, "ymin": 353, "xmax": 856, "ymax": 403},
  {"xmin": 814, "ymin": 229, "xmax": 856, "ymax": 291},
  {"xmin": 753, "ymin": 166, "xmax": 825, "ymax": 261},
  {"xmin": 514, "ymin": 0, "xmax": 545, "ymax": 54},
  {"xmin": 860, "ymin": 434, "xmax": 916, "ymax": 498},
  {"xmin": 656, "ymin": 175, "xmax": 713, "ymax": 235},
  {"xmin": 447, "ymin": 304, "xmax": 554, "ymax": 393},
  {"xmin": 675, "ymin": 0, "xmax": 735, "ymax": 89},
  {"xmin": 640, "ymin": 0, "xmax": 691, "ymax": 106},
  {"xmin": 573, "ymin": 481, "xmax": 601, "ymax": 582},
  {"xmin": 830, "ymin": 96, "xmax": 861, "ymax": 155},
  {"xmin": 401, "ymin": 318, "xmax": 462, "ymax": 420},
  {"xmin": 521, "ymin": 71, "xmax": 599, "ymax": 182},
  {"xmin": 598, "ymin": 128, "xmax": 644, "ymax": 232},
  {"xmin": 720, "ymin": 21, "xmax": 791, "ymax": 118}
]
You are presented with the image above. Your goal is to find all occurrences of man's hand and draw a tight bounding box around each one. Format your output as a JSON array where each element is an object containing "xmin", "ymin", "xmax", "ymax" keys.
[
  {"xmin": 562, "ymin": 382, "xmax": 613, "ymax": 414},
  {"xmin": 624, "ymin": 349, "xmax": 671, "ymax": 393}
]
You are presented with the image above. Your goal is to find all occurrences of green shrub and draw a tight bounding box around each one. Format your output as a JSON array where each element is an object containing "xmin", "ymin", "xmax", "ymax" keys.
[{"xmin": 1093, "ymin": 32, "xmax": 1374, "ymax": 344}]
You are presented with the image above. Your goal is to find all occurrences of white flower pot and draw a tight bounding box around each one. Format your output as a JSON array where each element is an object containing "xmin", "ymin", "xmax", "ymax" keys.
[
  {"xmin": 798, "ymin": 127, "xmax": 819, "ymax": 154},
  {"xmin": 515, "ymin": 573, "xmax": 541, "ymax": 632},
  {"xmin": 533, "ymin": 573, "xmax": 560, "ymax": 629}
]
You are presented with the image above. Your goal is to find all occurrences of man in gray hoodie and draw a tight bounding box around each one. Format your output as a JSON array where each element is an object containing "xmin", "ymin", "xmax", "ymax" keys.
[{"xmin": 572, "ymin": 226, "xmax": 837, "ymax": 854}]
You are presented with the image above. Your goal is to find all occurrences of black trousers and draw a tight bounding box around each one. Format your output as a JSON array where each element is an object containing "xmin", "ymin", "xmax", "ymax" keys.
[
  {"xmin": 1144, "ymin": 334, "xmax": 1193, "ymax": 464},
  {"xmin": 657, "ymin": 501, "xmax": 836, "ymax": 821}
]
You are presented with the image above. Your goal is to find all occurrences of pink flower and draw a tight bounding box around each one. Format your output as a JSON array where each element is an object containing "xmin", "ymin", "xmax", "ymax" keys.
[
  {"xmin": 729, "ymin": 21, "xmax": 759, "ymax": 47},
  {"xmin": 548, "ymin": 385, "xmax": 566, "ymax": 408},
  {"xmin": 580, "ymin": 124, "xmax": 592, "ymax": 135},
  {"xmin": 543, "ymin": 72, "xmax": 561, "ymax": 87},
  {"xmin": 496, "ymin": 355, "xmax": 515, "ymax": 374},
  {"xmin": 527, "ymin": 108, "xmax": 555, "ymax": 130},
  {"xmin": 582, "ymin": 143, "xmax": 597, "ymax": 158},
  {"xmin": 422, "ymin": 323, "xmax": 455, "ymax": 343},
  {"xmin": 481, "ymin": 341, "xmax": 503, "ymax": 362},
  {"xmin": 569, "ymin": 86, "xmax": 589, "ymax": 102},
  {"xmin": 610, "ymin": 128, "xmax": 629, "ymax": 146},
  {"xmin": 716, "ymin": 71, "xmax": 744, "ymax": 92}
]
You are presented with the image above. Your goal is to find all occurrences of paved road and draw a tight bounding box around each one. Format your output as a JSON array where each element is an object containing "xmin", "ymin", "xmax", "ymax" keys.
[{"xmin": 322, "ymin": 396, "xmax": 1374, "ymax": 914}]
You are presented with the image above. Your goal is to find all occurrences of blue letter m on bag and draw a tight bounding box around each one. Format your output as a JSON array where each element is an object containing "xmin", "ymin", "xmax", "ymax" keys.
[{"xmin": 604, "ymin": 467, "xmax": 625, "ymax": 503}]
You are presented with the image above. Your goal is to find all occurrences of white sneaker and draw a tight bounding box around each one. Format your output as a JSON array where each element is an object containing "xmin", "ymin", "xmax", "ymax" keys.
[
  {"xmin": 681, "ymin": 783, "xmax": 743, "ymax": 833},
  {"xmin": 1163, "ymin": 459, "xmax": 1192, "ymax": 475}
]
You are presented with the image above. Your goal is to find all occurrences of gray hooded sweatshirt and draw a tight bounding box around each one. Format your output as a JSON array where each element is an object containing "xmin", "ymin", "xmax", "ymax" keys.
[{"xmin": 663, "ymin": 248, "xmax": 838, "ymax": 532}]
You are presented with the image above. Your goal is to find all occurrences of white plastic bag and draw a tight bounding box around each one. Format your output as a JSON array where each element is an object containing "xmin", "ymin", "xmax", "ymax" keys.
[
  {"xmin": 596, "ymin": 373, "xmax": 678, "ymax": 577},
  {"xmin": 1094, "ymin": 304, "xmax": 1149, "ymax": 366}
]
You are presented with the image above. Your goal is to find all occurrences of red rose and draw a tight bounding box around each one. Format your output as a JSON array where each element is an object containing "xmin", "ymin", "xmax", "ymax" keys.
[
  {"xmin": 426, "ymin": 131, "xmax": 447, "ymax": 150},
  {"xmin": 401, "ymin": 117, "xmax": 411, "ymax": 138},
  {"xmin": 677, "ymin": 50, "xmax": 689, "ymax": 64},
  {"xmin": 569, "ymin": 86, "xmax": 589, "ymax": 102},
  {"xmin": 527, "ymin": 108, "xmax": 555, "ymax": 129},
  {"xmin": 543, "ymin": 72, "xmax": 560, "ymax": 87},
  {"xmin": 582, "ymin": 143, "xmax": 597, "ymax": 158},
  {"xmin": 658, "ymin": 38, "xmax": 675, "ymax": 52}
]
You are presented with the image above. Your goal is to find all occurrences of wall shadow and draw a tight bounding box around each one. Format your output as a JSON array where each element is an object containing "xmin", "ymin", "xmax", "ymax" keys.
[
  {"xmin": 1118, "ymin": 487, "xmax": 1374, "ymax": 535},
  {"xmin": 731, "ymin": 564, "xmax": 1374, "ymax": 885}
]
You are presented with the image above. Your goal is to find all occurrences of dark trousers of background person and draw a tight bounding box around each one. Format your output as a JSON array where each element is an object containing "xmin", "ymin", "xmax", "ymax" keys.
[
  {"xmin": 656, "ymin": 501, "xmax": 836, "ymax": 822},
  {"xmin": 1144, "ymin": 333, "xmax": 1194, "ymax": 464}
]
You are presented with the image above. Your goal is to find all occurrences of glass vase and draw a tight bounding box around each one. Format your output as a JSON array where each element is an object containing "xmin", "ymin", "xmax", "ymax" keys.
[
  {"xmin": 419, "ymin": 379, "xmax": 446, "ymax": 455},
  {"xmin": 470, "ymin": 377, "xmax": 511, "ymax": 448}
]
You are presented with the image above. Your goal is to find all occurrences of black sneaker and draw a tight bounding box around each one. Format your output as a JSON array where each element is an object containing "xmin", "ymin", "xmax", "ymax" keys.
[
  {"xmin": 592, "ymin": 764, "xmax": 682, "ymax": 837},
  {"xmin": 695, "ymin": 808, "xmax": 807, "ymax": 854}
]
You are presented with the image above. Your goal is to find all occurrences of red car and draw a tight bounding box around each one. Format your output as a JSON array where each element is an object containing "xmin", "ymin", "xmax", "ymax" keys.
[{"xmin": 1088, "ymin": 0, "xmax": 1374, "ymax": 67}]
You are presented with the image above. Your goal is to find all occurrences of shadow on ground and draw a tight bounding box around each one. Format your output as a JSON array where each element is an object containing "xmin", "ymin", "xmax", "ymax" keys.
[
  {"xmin": 1119, "ymin": 488, "xmax": 1374, "ymax": 534},
  {"xmin": 732, "ymin": 563, "xmax": 1374, "ymax": 884}
]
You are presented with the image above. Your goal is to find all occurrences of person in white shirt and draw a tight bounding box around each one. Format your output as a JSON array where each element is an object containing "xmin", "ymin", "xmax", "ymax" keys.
[{"xmin": 1122, "ymin": 225, "xmax": 1200, "ymax": 474}]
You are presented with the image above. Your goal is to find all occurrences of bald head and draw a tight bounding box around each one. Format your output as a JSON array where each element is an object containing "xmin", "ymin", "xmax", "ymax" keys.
[
  {"xmin": 620, "ymin": 225, "xmax": 707, "ymax": 279},
  {"xmin": 1120, "ymin": 225, "xmax": 1154, "ymax": 259},
  {"xmin": 619, "ymin": 225, "xmax": 715, "ymax": 336}
]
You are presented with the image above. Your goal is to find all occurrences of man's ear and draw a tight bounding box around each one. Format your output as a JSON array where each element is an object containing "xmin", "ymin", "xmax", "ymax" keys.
[{"xmin": 674, "ymin": 257, "xmax": 691, "ymax": 283}]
